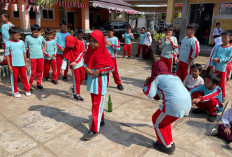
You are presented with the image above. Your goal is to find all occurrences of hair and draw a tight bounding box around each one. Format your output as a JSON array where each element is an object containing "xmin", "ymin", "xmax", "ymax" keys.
[
  {"xmin": 9, "ymin": 27, "xmax": 20, "ymax": 34},
  {"xmin": 205, "ymin": 73, "xmax": 221, "ymax": 85},
  {"xmin": 141, "ymin": 27, "xmax": 145, "ymax": 30},
  {"xmin": 45, "ymin": 28, "xmax": 53, "ymax": 34},
  {"xmin": 127, "ymin": 27, "xmax": 132, "ymax": 30},
  {"xmin": 106, "ymin": 25, "xmax": 114, "ymax": 31},
  {"xmin": 216, "ymin": 22, "xmax": 220, "ymax": 26},
  {"xmin": 186, "ymin": 23, "xmax": 199, "ymax": 32},
  {"xmin": 59, "ymin": 20, "xmax": 67, "ymax": 26},
  {"xmin": 1, "ymin": 12, "xmax": 9, "ymax": 19},
  {"xmin": 164, "ymin": 26, "xmax": 173, "ymax": 31},
  {"xmin": 74, "ymin": 29, "xmax": 84, "ymax": 37},
  {"xmin": 31, "ymin": 24, "xmax": 41, "ymax": 31},
  {"xmin": 220, "ymin": 31, "xmax": 231, "ymax": 37},
  {"xmin": 191, "ymin": 64, "xmax": 202, "ymax": 72}
]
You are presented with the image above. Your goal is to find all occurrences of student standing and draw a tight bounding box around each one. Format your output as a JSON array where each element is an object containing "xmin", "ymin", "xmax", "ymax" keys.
[
  {"xmin": 136, "ymin": 27, "xmax": 146, "ymax": 57},
  {"xmin": 123, "ymin": 27, "xmax": 134, "ymax": 58}
]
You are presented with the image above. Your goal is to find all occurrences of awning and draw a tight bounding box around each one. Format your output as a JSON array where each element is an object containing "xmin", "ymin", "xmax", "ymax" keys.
[{"xmin": 89, "ymin": 0, "xmax": 142, "ymax": 14}]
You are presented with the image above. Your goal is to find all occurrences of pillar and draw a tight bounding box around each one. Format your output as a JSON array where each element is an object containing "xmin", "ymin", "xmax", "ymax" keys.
[
  {"xmin": 19, "ymin": 0, "xmax": 30, "ymax": 32},
  {"xmin": 179, "ymin": 0, "xmax": 188, "ymax": 41},
  {"xmin": 166, "ymin": 0, "xmax": 175, "ymax": 25},
  {"xmin": 81, "ymin": 4, "xmax": 89, "ymax": 32}
]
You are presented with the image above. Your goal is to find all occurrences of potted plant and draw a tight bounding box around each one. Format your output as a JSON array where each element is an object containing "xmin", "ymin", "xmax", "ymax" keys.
[{"xmin": 153, "ymin": 32, "xmax": 165, "ymax": 55}]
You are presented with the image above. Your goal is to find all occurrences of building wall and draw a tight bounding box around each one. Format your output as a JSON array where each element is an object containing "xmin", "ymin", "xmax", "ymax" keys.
[{"xmin": 110, "ymin": 12, "xmax": 128, "ymax": 22}]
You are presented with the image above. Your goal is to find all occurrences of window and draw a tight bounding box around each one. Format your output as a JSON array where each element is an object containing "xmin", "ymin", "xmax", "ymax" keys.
[
  {"xmin": 11, "ymin": 5, "xmax": 19, "ymax": 19},
  {"xmin": 219, "ymin": 2, "xmax": 232, "ymax": 14},
  {"xmin": 42, "ymin": 9, "xmax": 54, "ymax": 20}
]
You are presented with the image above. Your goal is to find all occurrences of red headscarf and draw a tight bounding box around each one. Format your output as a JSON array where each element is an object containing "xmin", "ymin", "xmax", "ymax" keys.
[
  {"xmin": 63, "ymin": 35, "xmax": 85, "ymax": 62},
  {"xmin": 84, "ymin": 30, "xmax": 114, "ymax": 69},
  {"xmin": 148, "ymin": 61, "xmax": 176, "ymax": 84}
]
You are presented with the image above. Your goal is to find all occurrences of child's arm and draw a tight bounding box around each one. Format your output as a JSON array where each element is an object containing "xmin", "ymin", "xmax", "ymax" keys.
[
  {"xmin": 170, "ymin": 37, "xmax": 178, "ymax": 49},
  {"xmin": 159, "ymin": 37, "xmax": 166, "ymax": 48},
  {"xmin": 189, "ymin": 40, "xmax": 200, "ymax": 62},
  {"xmin": 5, "ymin": 43, "xmax": 12, "ymax": 72},
  {"xmin": 222, "ymin": 109, "xmax": 232, "ymax": 128},
  {"xmin": 189, "ymin": 84, "xmax": 203, "ymax": 95},
  {"xmin": 130, "ymin": 33, "xmax": 134, "ymax": 40},
  {"xmin": 23, "ymin": 53, "xmax": 28, "ymax": 68},
  {"xmin": 198, "ymin": 88, "xmax": 221, "ymax": 102},
  {"xmin": 209, "ymin": 46, "xmax": 217, "ymax": 71},
  {"xmin": 215, "ymin": 51, "xmax": 232, "ymax": 63},
  {"xmin": 6, "ymin": 56, "xmax": 12, "ymax": 72},
  {"xmin": 111, "ymin": 38, "xmax": 120, "ymax": 51},
  {"xmin": 143, "ymin": 78, "xmax": 159, "ymax": 98},
  {"xmin": 42, "ymin": 41, "xmax": 47, "ymax": 54}
]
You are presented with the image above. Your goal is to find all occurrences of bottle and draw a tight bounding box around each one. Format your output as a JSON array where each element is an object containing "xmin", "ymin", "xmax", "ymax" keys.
[{"xmin": 108, "ymin": 95, "xmax": 112, "ymax": 112}]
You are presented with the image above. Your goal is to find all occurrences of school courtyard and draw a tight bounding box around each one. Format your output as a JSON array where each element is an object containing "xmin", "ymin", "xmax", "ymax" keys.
[{"xmin": 0, "ymin": 42, "xmax": 231, "ymax": 157}]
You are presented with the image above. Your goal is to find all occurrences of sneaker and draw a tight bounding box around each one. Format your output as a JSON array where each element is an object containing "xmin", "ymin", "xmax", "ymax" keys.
[
  {"xmin": 135, "ymin": 55, "xmax": 139, "ymax": 57},
  {"xmin": 191, "ymin": 108, "xmax": 206, "ymax": 114},
  {"xmin": 51, "ymin": 80, "xmax": 58, "ymax": 85},
  {"xmin": 207, "ymin": 115, "xmax": 217, "ymax": 122},
  {"xmin": 44, "ymin": 77, "xmax": 49, "ymax": 81},
  {"xmin": 63, "ymin": 76, "xmax": 68, "ymax": 82},
  {"xmin": 153, "ymin": 141, "xmax": 175, "ymax": 155},
  {"xmin": 128, "ymin": 56, "xmax": 131, "ymax": 59},
  {"xmin": 228, "ymin": 142, "xmax": 232, "ymax": 150},
  {"xmin": 37, "ymin": 85, "xmax": 44, "ymax": 91},
  {"xmin": 222, "ymin": 97, "xmax": 226, "ymax": 103},
  {"xmin": 117, "ymin": 84, "xmax": 124, "ymax": 91},
  {"xmin": 25, "ymin": 92, "xmax": 31, "ymax": 96},
  {"xmin": 211, "ymin": 128, "xmax": 218, "ymax": 136},
  {"xmin": 74, "ymin": 95, "xmax": 84, "ymax": 101},
  {"xmin": 100, "ymin": 120, "xmax": 105, "ymax": 127},
  {"xmin": 13, "ymin": 92, "xmax": 21, "ymax": 98},
  {"xmin": 83, "ymin": 130, "xmax": 98, "ymax": 141}
]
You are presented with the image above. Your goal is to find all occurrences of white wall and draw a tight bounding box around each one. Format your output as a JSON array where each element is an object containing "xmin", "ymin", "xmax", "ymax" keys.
[{"xmin": 129, "ymin": 17, "xmax": 146, "ymax": 28}]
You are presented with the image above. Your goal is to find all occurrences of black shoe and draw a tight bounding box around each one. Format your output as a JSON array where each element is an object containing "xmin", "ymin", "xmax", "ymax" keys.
[
  {"xmin": 135, "ymin": 55, "xmax": 139, "ymax": 57},
  {"xmin": 100, "ymin": 120, "xmax": 105, "ymax": 127},
  {"xmin": 30, "ymin": 88, "xmax": 33, "ymax": 92},
  {"xmin": 117, "ymin": 84, "xmax": 124, "ymax": 91},
  {"xmin": 44, "ymin": 77, "xmax": 49, "ymax": 81},
  {"xmin": 191, "ymin": 108, "xmax": 205, "ymax": 114},
  {"xmin": 123, "ymin": 56, "xmax": 125, "ymax": 59},
  {"xmin": 153, "ymin": 142, "xmax": 175, "ymax": 155},
  {"xmin": 74, "ymin": 95, "xmax": 84, "ymax": 101},
  {"xmin": 207, "ymin": 115, "xmax": 217, "ymax": 122},
  {"xmin": 83, "ymin": 130, "xmax": 98, "ymax": 140},
  {"xmin": 222, "ymin": 97, "xmax": 226, "ymax": 103},
  {"xmin": 51, "ymin": 80, "xmax": 58, "ymax": 85},
  {"xmin": 63, "ymin": 76, "xmax": 68, "ymax": 82},
  {"xmin": 37, "ymin": 85, "xmax": 44, "ymax": 91},
  {"xmin": 128, "ymin": 56, "xmax": 131, "ymax": 59}
]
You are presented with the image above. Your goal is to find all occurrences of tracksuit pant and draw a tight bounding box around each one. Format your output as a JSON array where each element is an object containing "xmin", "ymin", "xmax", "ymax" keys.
[
  {"xmin": 226, "ymin": 63, "xmax": 232, "ymax": 79},
  {"xmin": 44, "ymin": 59, "xmax": 57, "ymax": 81},
  {"xmin": 107, "ymin": 57, "xmax": 121, "ymax": 85},
  {"xmin": 191, "ymin": 91, "xmax": 223, "ymax": 116},
  {"xmin": 176, "ymin": 61, "xmax": 190, "ymax": 82},
  {"xmin": 90, "ymin": 94, "xmax": 105, "ymax": 132},
  {"xmin": 218, "ymin": 124, "xmax": 232, "ymax": 142},
  {"xmin": 11, "ymin": 66, "xmax": 30, "ymax": 93},
  {"xmin": 152, "ymin": 109, "xmax": 179, "ymax": 147},
  {"xmin": 29, "ymin": 58, "xmax": 43, "ymax": 87},
  {"xmin": 215, "ymin": 70, "xmax": 226, "ymax": 98},
  {"xmin": 136, "ymin": 44, "xmax": 144, "ymax": 56},
  {"xmin": 160, "ymin": 57, "xmax": 173, "ymax": 72},
  {"xmin": 72, "ymin": 66, "xmax": 85, "ymax": 95},
  {"xmin": 142, "ymin": 45, "xmax": 151, "ymax": 60},
  {"xmin": 56, "ymin": 54, "xmax": 68, "ymax": 78},
  {"xmin": 123, "ymin": 44, "xmax": 132, "ymax": 57}
]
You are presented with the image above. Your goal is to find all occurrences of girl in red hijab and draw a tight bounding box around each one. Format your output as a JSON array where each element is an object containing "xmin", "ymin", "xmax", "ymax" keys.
[
  {"xmin": 61, "ymin": 35, "xmax": 85, "ymax": 101},
  {"xmin": 143, "ymin": 61, "xmax": 191, "ymax": 155},
  {"xmin": 83, "ymin": 30, "xmax": 114, "ymax": 140}
]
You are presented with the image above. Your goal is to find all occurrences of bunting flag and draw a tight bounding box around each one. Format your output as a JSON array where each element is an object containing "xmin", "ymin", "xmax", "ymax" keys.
[
  {"xmin": 12, "ymin": 4, "xmax": 17, "ymax": 11},
  {"xmin": 2, "ymin": 3, "xmax": 9, "ymax": 10},
  {"xmin": 33, "ymin": 6, "xmax": 39, "ymax": 12},
  {"xmin": 26, "ymin": 5, "xmax": 31, "ymax": 11},
  {"xmin": 19, "ymin": 4, "xmax": 25, "ymax": 12}
]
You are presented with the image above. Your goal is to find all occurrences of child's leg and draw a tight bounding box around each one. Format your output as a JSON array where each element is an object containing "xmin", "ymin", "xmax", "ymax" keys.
[
  {"xmin": 106, "ymin": 73, "xmax": 109, "ymax": 86},
  {"xmin": 196, "ymin": 98, "xmax": 222, "ymax": 115},
  {"xmin": 136, "ymin": 44, "xmax": 142, "ymax": 56},
  {"xmin": 215, "ymin": 71, "xmax": 226, "ymax": 98},
  {"xmin": 90, "ymin": 94, "xmax": 105, "ymax": 132},
  {"xmin": 160, "ymin": 57, "xmax": 172, "ymax": 72},
  {"xmin": 29, "ymin": 58, "xmax": 37, "ymax": 87},
  {"xmin": 36, "ymin": 58, "xmax": 44, "ymax": 86},
  {"xmin": 51, "ymin": 59, "xmax": 58, "ymax": 81},
  {"xmin": 218, "ymin": 124, "xmax": 232, "ymax": 142},
  {"xmin": 79, "ymin": 66, "xmax": 85, "ymax": 85},
  {"xmin": 112, "ymin": 57, "xmax": 121, "ymax": 85},
  {"xmin": 11, "ymin": 67, "xmax": 20, "ymax": 93},
  {"xmin": 142, "ymin": 46, "xmax": 147, "ymax": 60},
  {"xmin": 72, "ymin": 68, "xmax": 81, "ymax": 95},
  {"xmin": 63, "ymin": 61, "xmax": 69, "ymax": 78},
  {"xmin": 43, "ymin": 60, "xmax": 50, "ymax": 79},
  {"xmin": 56, "ymin": 54, "xmax": 63, "ymax": 78},
  {"xmin": 176, "ymin": 61, "xmax": 189, "ymax": 82},
  {"xmin": 19, "ymin": 66, "xmax": 30, "ymax": 92},
  {"xmin": 128, "ymin": 44, "xmax": 132, "ymax": 57},
  {"xmin": 123, "ymin": 45, "xmax": 128, "ymax": 57}
]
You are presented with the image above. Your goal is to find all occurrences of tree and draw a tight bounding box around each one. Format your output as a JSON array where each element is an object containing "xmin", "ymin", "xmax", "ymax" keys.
[{"xmin": 35, "ymin": 0, "xmax": 56, "ymax": 26}]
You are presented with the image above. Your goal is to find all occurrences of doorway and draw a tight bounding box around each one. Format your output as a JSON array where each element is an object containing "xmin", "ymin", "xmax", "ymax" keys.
[
  {"xmin": 189, "ymin": 3, "xmax": 214, "ymax": 44},
  {"xmin": 66, "ymin": 12, "xmax": 75, "ymax": 30}
]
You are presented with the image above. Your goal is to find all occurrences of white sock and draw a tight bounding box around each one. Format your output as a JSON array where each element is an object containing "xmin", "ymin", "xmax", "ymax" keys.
[
  {"xmin": 170, "ymin": 142, "xmax": 174, "ymax": 144},
  {"xmin": 167, "ymin": 144, "xmax": 172, "ymax": 148}
]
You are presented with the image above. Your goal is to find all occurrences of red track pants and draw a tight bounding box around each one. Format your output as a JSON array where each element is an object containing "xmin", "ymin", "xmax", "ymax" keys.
[
  {"xmin": 152, "ymin": 109, "xmax": 178, "ymax": 146},
  {"xmin": 123, "ymin": 44, "xmax": 132, "ymax": 57},
  {"xmin": 176, "ymin": 61, "xmax": 190, "ymax": 82},
  {"xmin": 107, "ymin": 57, "xmax": 121, "ymax": 85},
  {"xmin": 11, "ymin": 66, "xmax": 30, "ymax": 93},
  {"xmin": 44, "ymin": 59, "xmax": 57, "ymax": 81},
  {"xmin": 215, "ymin": 70, "xmax": 226, "ymax": 98},
  {"xmin": 56, "ymin": 54, "xmax": 68, "ymax": 78},
  {"xmin": 160, "ymin": 57, "xmax": 173, "ymax": 72},
  {"xmin": 29, "ymin": 58, "xmax": 43, "ymax": 87},
  {"xmin": 72, "ymin": 67, "xmax": 85, "ymax": 95},
  {"xmin": 136, "ymin": 44, "xmax": 144, "ymax": 56},
  {"xmin": 90, "ymin": 94, "xmax": 105, "ymax": 132}
]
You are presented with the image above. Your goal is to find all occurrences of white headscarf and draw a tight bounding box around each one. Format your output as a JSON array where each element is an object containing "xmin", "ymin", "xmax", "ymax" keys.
[{"xmin": 143, "ymin": 32, "xmax": 152, "ymax": 46}]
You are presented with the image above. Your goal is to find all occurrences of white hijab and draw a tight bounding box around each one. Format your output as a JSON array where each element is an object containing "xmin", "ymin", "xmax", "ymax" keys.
[{"xmin": 143, "ymin": 32, "xmax": 152, "ymax": 46}]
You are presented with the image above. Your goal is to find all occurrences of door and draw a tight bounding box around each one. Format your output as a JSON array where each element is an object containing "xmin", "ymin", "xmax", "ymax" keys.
[
  {"xmin": 66, "ymin": 12, "xmax": 75, "ymax": 30},
  {"xmin": 189, "ymin": 3, "xmax": 214, "ymax": 44}
]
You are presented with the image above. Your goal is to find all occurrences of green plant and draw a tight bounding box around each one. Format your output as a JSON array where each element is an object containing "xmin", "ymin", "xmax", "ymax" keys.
[{"xmin": 153, "ymin": 32, "xmax": 165, "ymax": 43}]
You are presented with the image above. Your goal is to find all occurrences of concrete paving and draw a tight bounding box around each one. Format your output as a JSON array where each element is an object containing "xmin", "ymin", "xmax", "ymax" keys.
[{"xmin": 0, "ymin": 43, "xmax": 232, "ymax": 157}]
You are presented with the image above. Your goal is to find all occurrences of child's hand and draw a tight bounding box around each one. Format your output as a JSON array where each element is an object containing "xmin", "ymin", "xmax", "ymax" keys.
[
  {"xmin": 85, "ymin": 67, "xmax": 93, "ymax": 75},
  {"xmin": 61, "ymin": 48, "xmax": 65, "ymax": 52},
  {"xmin": 52, "ymin": 55, "xmax": 56, "ymax": 59},
  {"xmin": 71, "ymin": 62, "xmax": 77, "ymax": 67},
  {"xmin": 144, "ymin": 77, "xmax": 150, "ymax": 86},
  {"xmin": 9, "ymin": 66, "xmax": 13, "ymax": 72},
  {"xmin": 106, "ymin": 40, "xmax": 112, "ymax": 46},
  {"xmin": 188, "ymin": 59, "xmax": 193, "ymax": 65},
  {"xmin": 25, "ymin": 63, "xmax": 29, "ymax": 69},
  {"xmin": 61, "ymin": 69, "xmax": 65, "ymax": 76},
  {"xmin": 42, "ymin": 49, "xmax": 46, "ymax": 54},
  {"xmin": 213, "ymin": 58, "xmax": 219, "ymax": 62},
  {"xmin": 47, "ymin": 55, "xmax": 52, "ymax": 58},
  {"xmin": 224, "ymin": 126, "xmax": 231, "ymax": 136},
  {"xmin": 92, "ymin": 70, "xmax": 99, "ymax": 78},
  {"xmin": 210, "ymin": 68, "xmax": 215, "ymax": 73},
  {"xmin": 192, "ymin": 98, "xmax": 201, "ymax": 104}
]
